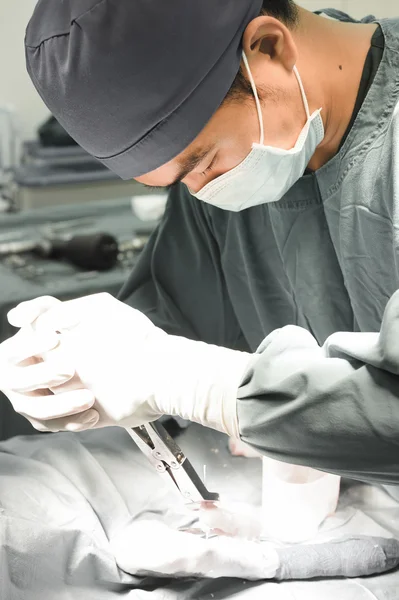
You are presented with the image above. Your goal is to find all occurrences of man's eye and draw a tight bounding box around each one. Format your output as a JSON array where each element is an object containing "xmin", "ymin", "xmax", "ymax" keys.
[
  {"xmin": 200, "ymin": 165, "xmax": 213, "ymax": 176},
  {"xmin": 200, "ymin": 157, "xmax": 217, "ymax": 177}
]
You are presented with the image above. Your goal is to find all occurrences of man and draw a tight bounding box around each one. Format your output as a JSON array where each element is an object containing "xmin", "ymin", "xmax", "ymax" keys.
[{"xmin": 3, "ymin": 0, "xmax": 399, "ymax": 484}]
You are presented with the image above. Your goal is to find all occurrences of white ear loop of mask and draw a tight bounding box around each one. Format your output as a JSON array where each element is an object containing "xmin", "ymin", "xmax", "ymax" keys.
[{"xmin": 241, "ymin": 52, "xmax": 311, "ymax": 146}]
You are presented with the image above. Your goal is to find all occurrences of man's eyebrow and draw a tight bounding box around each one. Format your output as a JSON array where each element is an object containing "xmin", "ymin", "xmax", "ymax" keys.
[{"xmin": 143, "ymin": 145, "xmax": 215, "ymax": 190}]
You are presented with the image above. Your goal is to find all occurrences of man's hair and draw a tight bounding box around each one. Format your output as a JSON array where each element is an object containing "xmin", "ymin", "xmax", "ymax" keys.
[
  {"xmin": 224, "ymin": 0, "xmax": 299, "ymax": 102},
  {"xmin": 261, "ymin": 0, "xmax": 298, "ymax": 26}
]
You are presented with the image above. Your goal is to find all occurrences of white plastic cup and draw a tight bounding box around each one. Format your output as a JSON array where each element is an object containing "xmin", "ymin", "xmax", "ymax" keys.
[{"xmin": 262, "ymin": 457, "xmax": 341, "ymax": 543}]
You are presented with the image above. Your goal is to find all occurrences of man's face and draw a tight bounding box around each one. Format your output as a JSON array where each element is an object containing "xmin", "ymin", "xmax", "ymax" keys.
[{"xmin": 136, "ymin": 28, "xmax": 308, "ymax": 194}]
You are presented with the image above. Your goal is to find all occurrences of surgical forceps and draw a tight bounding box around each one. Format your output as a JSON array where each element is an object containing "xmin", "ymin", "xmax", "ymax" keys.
[{"xmin": 127, "ymin": 422, "xmax": 220, "ymax": 504}]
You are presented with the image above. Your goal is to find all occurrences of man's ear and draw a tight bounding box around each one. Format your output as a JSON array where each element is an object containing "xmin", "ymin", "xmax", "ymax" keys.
[{"xmin": 242, "ymin": 16, "xmax": 297, "ymax": 73}]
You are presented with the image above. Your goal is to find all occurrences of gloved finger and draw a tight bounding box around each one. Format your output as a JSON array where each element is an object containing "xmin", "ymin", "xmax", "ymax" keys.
[
  {"xmin": 26, "ymin": 408, "xmax": 100, "ymax": 433},
  {"xmin": 7, "ymin": 296, "xmax": 61, "ymax": 328},
  {"xmin": 5, "ymin": 387, "xmax": 95, "ymax": 421},
  {"xmin": 50, "ymin": 373, "xmax": 85, "ymax": 394},
  {"xmin": 1, "ymin": 359, "xmax": 75, "ymax": 393},
  {"xmin": 378, "ymin": 289, "xmax": 399, "ymax": 373},
  {"xmin": 0, "ymin": 328, "xmax": 60, "ymax": 365}
]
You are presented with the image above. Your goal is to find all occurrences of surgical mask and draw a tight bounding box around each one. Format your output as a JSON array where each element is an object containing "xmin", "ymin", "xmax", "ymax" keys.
[{"xmin": 192, "ymin": 52, "xmax": 324, "ymax": 211}]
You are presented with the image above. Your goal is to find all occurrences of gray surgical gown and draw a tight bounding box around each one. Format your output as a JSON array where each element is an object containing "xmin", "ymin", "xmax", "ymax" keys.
[{"xmin": 120, "ymin": 15, "xmax": 399, "ymax": 485}]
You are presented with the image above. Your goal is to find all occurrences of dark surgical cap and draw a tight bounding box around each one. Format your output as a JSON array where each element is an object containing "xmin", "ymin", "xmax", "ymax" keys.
[{"xmin": 25, "ymin": 0, "xmax": 263, "ymax": 179}]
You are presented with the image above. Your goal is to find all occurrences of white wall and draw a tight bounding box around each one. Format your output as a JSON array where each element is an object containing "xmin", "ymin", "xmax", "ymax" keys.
[
  {"xmin": 298, "ymin": 0, "xmax": 398, "ymax": 19},
  {"xmin": 0, "ymin": 1, "xmax": 397, "ymax": 143},
  {"xmin": 0, "ymin": 1, "xmax": 49, "ymax": 142}
]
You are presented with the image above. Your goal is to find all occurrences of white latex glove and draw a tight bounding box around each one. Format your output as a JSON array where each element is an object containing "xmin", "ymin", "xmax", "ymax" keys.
[
  {"xmin": 0, "ymin": 309, "xmax": 97, "ymax": 431},
  {"xmin": 4, "ymin": 293, "xmax": 251, "ymax": 434}
]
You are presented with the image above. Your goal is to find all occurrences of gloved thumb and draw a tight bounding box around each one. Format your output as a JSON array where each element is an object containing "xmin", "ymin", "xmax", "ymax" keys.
[{"xmin": 8, "ymin": 296, "xmax": 61, "ymax": 328}]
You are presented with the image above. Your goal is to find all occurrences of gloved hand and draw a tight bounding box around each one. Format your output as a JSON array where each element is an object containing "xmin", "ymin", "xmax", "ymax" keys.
[
  {"xmin": 0, "ymin": 307, "xmax": 97, "ymax": 432},
  {"xmin": 2, "ymin": 293, "xmax": 251, "ymax": 434}
]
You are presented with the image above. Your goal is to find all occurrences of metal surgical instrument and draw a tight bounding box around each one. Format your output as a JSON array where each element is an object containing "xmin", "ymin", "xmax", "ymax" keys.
[{"xmin": 127, "ymin": 422, "xmax": 220, "ymax": 504}]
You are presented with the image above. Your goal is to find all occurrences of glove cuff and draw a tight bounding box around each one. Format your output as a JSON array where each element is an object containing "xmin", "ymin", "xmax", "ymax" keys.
[{"xmin": 153, "ymin": 337, "xmax": 251, "ymax": 438}]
